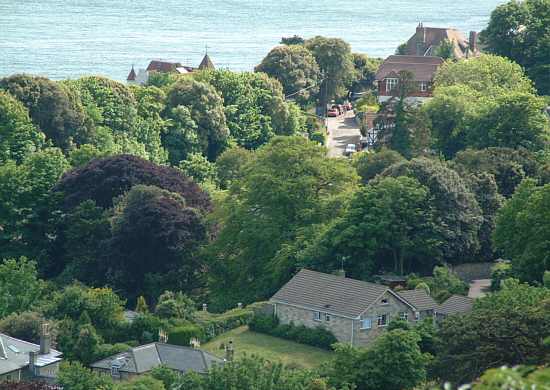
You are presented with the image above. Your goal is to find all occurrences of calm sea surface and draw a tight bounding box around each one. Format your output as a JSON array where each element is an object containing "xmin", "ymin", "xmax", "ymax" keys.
[{"xmin": 0, "ymin": 0, "xmax": 505, "ymax": 81}]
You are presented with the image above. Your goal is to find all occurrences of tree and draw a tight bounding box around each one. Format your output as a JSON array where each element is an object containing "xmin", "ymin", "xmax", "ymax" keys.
[
  {"xmin": 325, "ymin": 330, "xmax": 430, "ymax": 390},
  {"xmin": 305, "ymin": 36, "xmax": 355, "ymax": 108},
  {"xmin": 0, "ymin": 257, "xmax": 45, "ymax": 318},
  {"xmin": 207, "ymin": 136, "xmax": 357, "ymax": 309},
  {"xmin": 0, "ymin": 75, "xmax": 91, "ymax": 150},
  {"xmin": 0, "ymin": 311, "xmax": 49, "ymax": 344},
  {"xmin": 115, "ymin": 376, "xmax": 165, "ymax": 390},
  {"xmin": 434, "ymin": 280, "xmax": 550, "ymax": 384},
  {"xmin": 135, "ymin": 296, "xmax": 149, "ymax": 314},
  {"xmin": 433, "ymin": 39, "xmax": 456, "ymax": 60},
  {"xmin": 494, "ymin": 179, "xmax": 550, "ymax": 283},
  {"xmin": 55, "ymin": 154, "xmax": 211, "ymax": 211},
  {"xmin": 353, "ymin": 148, "xmax": 406, "ymax": 184},
  {"xmin": 0, "ymin": 90, "xmax": 44, "ymax": 163},
  {"xmin": 106, "ymin": 185, "xmax": 208, "ymax": 300},
  {"xmin": 162, "ymin": 105, "xmax": 199, "ymax": 165},
  {"xmin": 382, "ymin": 158, "xmax": 482, "ymax": 264},
  {"xmin": 173, "ymin": 355, "xmax": 329, "ymax": 390},
  {"xmin": 474, "ymin": 365, "xmax": 550, "ymax": 390},
  {"xmin": 433, "ymin": 54, "xmax": 535, "ymax": 96},
  {"xmin": 281, "ymin": 35, "xmax": 305, "ymax": 45},
  {"xmin": 165, "ymin": 78, "xmax": 228, "ymax": 159},
  {"xmin": 154, "ymin": 291, "xmax": 196, "ymax": 320},
  {"xmin": 58, "ymin": 361, "xmax": 113, "ymax": 390},
  {"xmin": 350, "ymin": 53, "xmax": 382, "ymax": 94},
  {"xmin": 178, "ymin": 153, "xmax": 217, "ymax": 184},
  {"xmin": 481, "ymin": 0, "xmax": 550, "ymax": 94},
  {"xmin": 307, "ymin": 176, "xmax": 441, "ymax": 278},
  {"xmin": 256, "ymin": 45, "xmax": 320, "ymax": 106},
  {"xmin": 215, "ymin": 146, "xmax": 252, "ymax": 190},
  {"xmin": 196, "ymin": 70, "xmax": 305, "ymax": 149}
]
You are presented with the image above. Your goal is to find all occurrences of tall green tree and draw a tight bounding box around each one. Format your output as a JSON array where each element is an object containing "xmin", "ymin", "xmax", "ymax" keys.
[
  {"xmin": 207, "ymin": 136, "xmax": 357, "ymax": 309},
  {"xmin": 256, "ymin": 45, "xmax": 321, "ymax": 106},
  {"xmin": 0, "ymin": 257, "xmax": 45, "ymax": 317},
  {"xmin": 494, "ymin": 179, "xmax": 550, "ymax": 283},
  {"xmin": 305, "ymin": 36, "xmax": 355, "ymax": 108},
  {"xmin": 481, "ymin": 0, "xmax": 550, "ymax": 95}
]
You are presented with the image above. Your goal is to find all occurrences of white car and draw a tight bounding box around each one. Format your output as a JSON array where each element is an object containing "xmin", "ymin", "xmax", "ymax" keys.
[{"xmin": 344, "ymin": 143, "xmax": 357, "ymax": 156}]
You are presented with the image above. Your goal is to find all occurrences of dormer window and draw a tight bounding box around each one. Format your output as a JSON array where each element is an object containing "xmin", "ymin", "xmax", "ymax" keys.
[
  {"xmin": 419, "ymin": 81, "xmax": 428, "ymax": 92},
  {"xmin": 386, "ymin": 78, "xmax": 398, "ymax": 92},
  {"xmin": 313, "ymin": 311, "xmax": 321, "ymax": 321},
  {"xmin": 111, "ymin": 365, "xmax": 120, "ymax": 377},
  {"xmin": 380, "ymin": 298, "xmax": 389, "ymax": 305}
]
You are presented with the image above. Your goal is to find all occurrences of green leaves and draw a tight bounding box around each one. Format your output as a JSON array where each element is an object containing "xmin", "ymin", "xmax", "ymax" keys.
[{"xmin": 0, "ymin": 257, "xmax": 45, "ymax": 318}]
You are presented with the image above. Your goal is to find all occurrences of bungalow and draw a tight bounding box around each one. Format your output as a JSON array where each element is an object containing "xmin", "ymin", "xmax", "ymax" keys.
[
  {"xmin": 0, "ymin": 324, "xmax": 62, "ymax": 383},
  {"xmin": 269, "ymin": 269, "xmax": 472, "ymax": 347},
  {"xmin": 90, "ymin": 342, "xmax": 223, "ymax": 381},
  {"xmin": 403, "ymin": 23, "xmax": 480, "ymax": 59},
  {"xmin": 375, "ymin": 55, "xmax": 444, "ymax": 104}
]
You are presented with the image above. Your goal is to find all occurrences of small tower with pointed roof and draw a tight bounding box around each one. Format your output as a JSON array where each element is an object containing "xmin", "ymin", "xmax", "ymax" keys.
[
  {"xmin": 127, "ymin": 65, "xmax": 137, "ymax": 84},
  {"xmin": 198, "ymin": 46, "xmax": 215, "ymax": 70}
]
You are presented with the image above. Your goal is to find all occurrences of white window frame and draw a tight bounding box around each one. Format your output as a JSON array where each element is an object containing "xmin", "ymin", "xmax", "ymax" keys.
[
  {"xmin": 360, "ymin": 318, "xmax": 372, "ymax": 330},
  {"xmin": 386, "ymin": 78, "xmax": 398, "ymax": 92},
  {"xmin": 419, "ymin": 81, "xmax": 428, "ymax": 92},
  {"xmin": 325, "ymin": 313, "xmax": 331, "ymax": 322},
  {"xmin": 111, "ymin": 366, "xmax": 120, "ymax": 377},
  {"xmin": 377, "ymin": 314, "xmax": 388, "ymax": 327},
  {"xmin": 399, "ymin": 312, "xmax": 409, "ymax": 321},
  {"xmin": 313, "ymin": 311, "xmax": 321, "ymax": 321},
  {"xmin": 414, "ymin": 312, "xmax": 420, "ymax": 321}
]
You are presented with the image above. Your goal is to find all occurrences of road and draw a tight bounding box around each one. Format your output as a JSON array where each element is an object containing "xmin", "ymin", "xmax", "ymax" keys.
[{"xmin": 326, "ymin": 111, "xmax": 362, "ymax": 158}]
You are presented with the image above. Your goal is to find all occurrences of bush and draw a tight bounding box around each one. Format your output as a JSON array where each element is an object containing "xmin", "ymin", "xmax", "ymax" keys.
[
  {"xmin": 249, "ymin": 314, "xmax": 337, "ymax": 350},
  {"xmin": 168, "ymin": 324, "xmax": 204, "ymax": 346},
  {"xmin": 309, "ymin": 131, "xmax": 326, "ymax": 145},
  {"xmin": 194, "ymin": 307, "xmax": 254, "ymax": 342}
]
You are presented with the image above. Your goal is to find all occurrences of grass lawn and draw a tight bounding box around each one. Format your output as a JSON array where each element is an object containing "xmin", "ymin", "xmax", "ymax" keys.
[{"xmin": 202, "ymin": 326, "xmax": 333, "ymax": 369}]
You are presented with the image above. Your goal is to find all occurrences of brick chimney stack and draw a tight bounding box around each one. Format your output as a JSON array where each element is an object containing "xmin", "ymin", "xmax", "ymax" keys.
[{"xmin": 39, "ymin": 323, "xmax": 51, "ymax": 355}]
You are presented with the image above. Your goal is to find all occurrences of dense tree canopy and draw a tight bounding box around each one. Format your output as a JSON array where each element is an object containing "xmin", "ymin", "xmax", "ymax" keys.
[
  {"xmin": 352, "ymin": 148, "xmax": 406, "ymax": 184},
  {"xmin": 481, "ymin": 0, "xmax": 550, "ymax": 95},
  {"xmin": 55, "ymin": 154, "xmax": 210, "ymax": 211},
  {"xmin": 0, "ymin": 91, "xmax": 44, "ymax": 163},
  {"xmin": 207, "ymin": 136, "xmax": 357, "ymax": 309},
  {"xmin": 494, "ymin": 179, "xmax": 550, "ymax": 283},
  {"xmin": 255, "ymin": 45, "xmax": 321, "ymax": 106},
  {"xmin": 0, "ymin": 75, "xmax": 91, "ymax": 150}
]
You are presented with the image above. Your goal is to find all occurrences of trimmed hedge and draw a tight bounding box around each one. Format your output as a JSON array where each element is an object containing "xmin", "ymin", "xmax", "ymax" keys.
[
  {"xmin": 168, "ymin": 324, "xmax": 204, "ymax": 346},
  {"xmin": 194, "ymin": 307, "xmax": 255, "ymax": 342},
  {"xmin": 249, "ymin": 314, "xmax": 337, "ymax": 350}
]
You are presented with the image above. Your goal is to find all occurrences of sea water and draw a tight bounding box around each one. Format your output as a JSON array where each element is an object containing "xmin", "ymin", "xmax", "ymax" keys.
[{"xmin": 0, "ymin": 0, "xmax": 505, "ymax": 80}]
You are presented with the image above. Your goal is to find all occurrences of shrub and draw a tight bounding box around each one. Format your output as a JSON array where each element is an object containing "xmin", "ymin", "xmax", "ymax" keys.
[
  {"xmin": 168, "ymin": 324, "xmax": 204, "ymax": 346},
  {"xmin": 194, "ymin": 307, "xmax": 255, "ymax": 342},
  {"xmin": 250, "ymin": 314, "xmax": 337, "ymax": 350}
]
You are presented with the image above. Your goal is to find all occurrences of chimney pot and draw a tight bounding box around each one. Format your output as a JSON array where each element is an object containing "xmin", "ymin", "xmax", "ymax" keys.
[
  {"xmin": 237, "ymin": 302, "xmax": 243, "ymax": 309},
  {"xmin": 29, "ymin": 351, "xmax": 37, "ymax": 374},
  {"xmin": 39, "ymin": 323, "xmax": 51, "ymax": 355}
]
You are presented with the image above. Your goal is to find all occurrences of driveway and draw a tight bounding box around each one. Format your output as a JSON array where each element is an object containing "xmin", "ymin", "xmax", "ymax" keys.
[
  {"xmin": 326, "ymin": 111, "xmax": 361, "ymax": 158},
  {"xmin": 468, "ymin": 279, "xmax": 491, "ymax": 298}
]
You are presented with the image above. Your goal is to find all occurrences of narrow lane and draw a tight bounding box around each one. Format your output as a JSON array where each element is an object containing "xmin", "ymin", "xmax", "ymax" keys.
[{"xmin": 326, "ymin": 111, "xmax": 362, "ymax": 158}]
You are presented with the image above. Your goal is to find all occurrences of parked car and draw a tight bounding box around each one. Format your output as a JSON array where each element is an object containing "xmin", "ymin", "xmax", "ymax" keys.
[
  {"xmin": 327, "ymin": 108, "xmax": 339, "ymax": 117},
  {"xmin": 344, "ymin": 143, "xmax": 357, "ymax": 156}
]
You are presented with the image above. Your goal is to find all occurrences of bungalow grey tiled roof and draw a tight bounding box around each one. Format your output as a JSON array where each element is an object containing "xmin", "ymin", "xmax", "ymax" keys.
[
  {"xmin": 0, "ymin": 334, "xmax": 62, "ymax": 375},
  {"xmin": 438, "ymin": 295, "xmax": 474, "ymax": 315},
  {"xmin": 271, "ymin": 269, "xmax": 390, "ymax": 318},
  {"xmin": 397, "ymin": 289, "xmax": 438, "ymax": 312},
  {"xmin": 375, "ymin": 55, "xmax": 444, "ymax": 82},
  {"xmin": 90, "ymin": 343, "xmax": 223, "ymax": 374}
]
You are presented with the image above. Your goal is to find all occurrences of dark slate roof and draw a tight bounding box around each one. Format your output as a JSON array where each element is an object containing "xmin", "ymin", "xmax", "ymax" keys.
[
  {"xmin": 271, "ymin": 269, "xmax": 390, "ymax": 318},
  {"xmin": 405, "ymin": 26, "xmax": 474, "ymax": 58},
  {"xmin": 198, "ymin": 54, "xmax": 215, "ymax": 70},
  {"xmin": 0, "ymin": 334, "xmax": 62, "ymax": 375},
  {"xmin": 397, "ymin": 289, "xmax": 438, "ymax": 311},
  {"xmin": 438, "ymin": 295, "xmax": 474, "ymax": 315},
  {"xmin": 375, "ymin": 55, "xmax": 444, "ymax": 82},
  {"xmin": 127, "ymin": 66, "xmax": 136, "ymax": 81},
  {"xmin": 90, "ymin": 343, "xmax": 222, "ymax": 374}
]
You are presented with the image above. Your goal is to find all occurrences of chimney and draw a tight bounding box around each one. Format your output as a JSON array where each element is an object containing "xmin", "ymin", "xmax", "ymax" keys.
[
  {"xmin": 202, "ymin": 303, "xmax": 208, "ymax": 312},
  {"xmin": 225, "ymin": 340, "xmax": 234, "ymax": 362},
  {"xmin": 469, "ymin": 31, "xmax": 478, "ymax": 53},
  {"xmin": 39, "ymin": 323, "xmax": 51, "ymax": 355},
  {"xmin": 29, "ymin": 351, "xmax": 37, "ymax": 374},
  {"xmin": 237, "ymin": 302, "xmax": 243, "ymax": 309}
]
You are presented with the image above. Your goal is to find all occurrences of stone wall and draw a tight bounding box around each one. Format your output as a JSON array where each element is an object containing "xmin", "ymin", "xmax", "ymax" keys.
[{"xmin": 275, "ymin": 303, "xmax": 353, "ymax": 344}]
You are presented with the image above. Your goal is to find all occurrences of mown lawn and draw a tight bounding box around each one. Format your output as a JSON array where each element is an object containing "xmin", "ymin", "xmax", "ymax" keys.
[{"xmin": 202, "ymin": 326, "xmax": 333, "ymax": 369}]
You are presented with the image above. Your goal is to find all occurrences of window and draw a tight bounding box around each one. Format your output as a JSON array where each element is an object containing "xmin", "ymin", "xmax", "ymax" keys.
[
  {"xmin": 386, "ymin": 78, "xmax": 398, "ymax": 92},
  {"xmin": 110, "ymin": 366, "xmax": 119, "ymax": 377},
  {"xmin": 414, "ymin": 312, "xmax": 420, "ymax": 321},
  {"xmin": 360, "ymin": 318, "xmax": 372, "ymax": 330},
  {"xmin": 325, "ymin": 313, "xmax": 331, "ymax": 322},
  {"xmin": 380, "ymin": 298, "xmax": 389, "ymax": 305},
  {"xmin": 377, "ymin": 314, "xmax": 388, "ymax": 327},
  {"xmin": 420, "ymin": 81, "xmax": 428, "ymax": 92},
  {"xmin": 313, "ymin": 311, "xmax": 321, "ymax": 321},
  {"xmin": 399, "ymin": 312, "xmax": 408, "ymax": 321}
]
